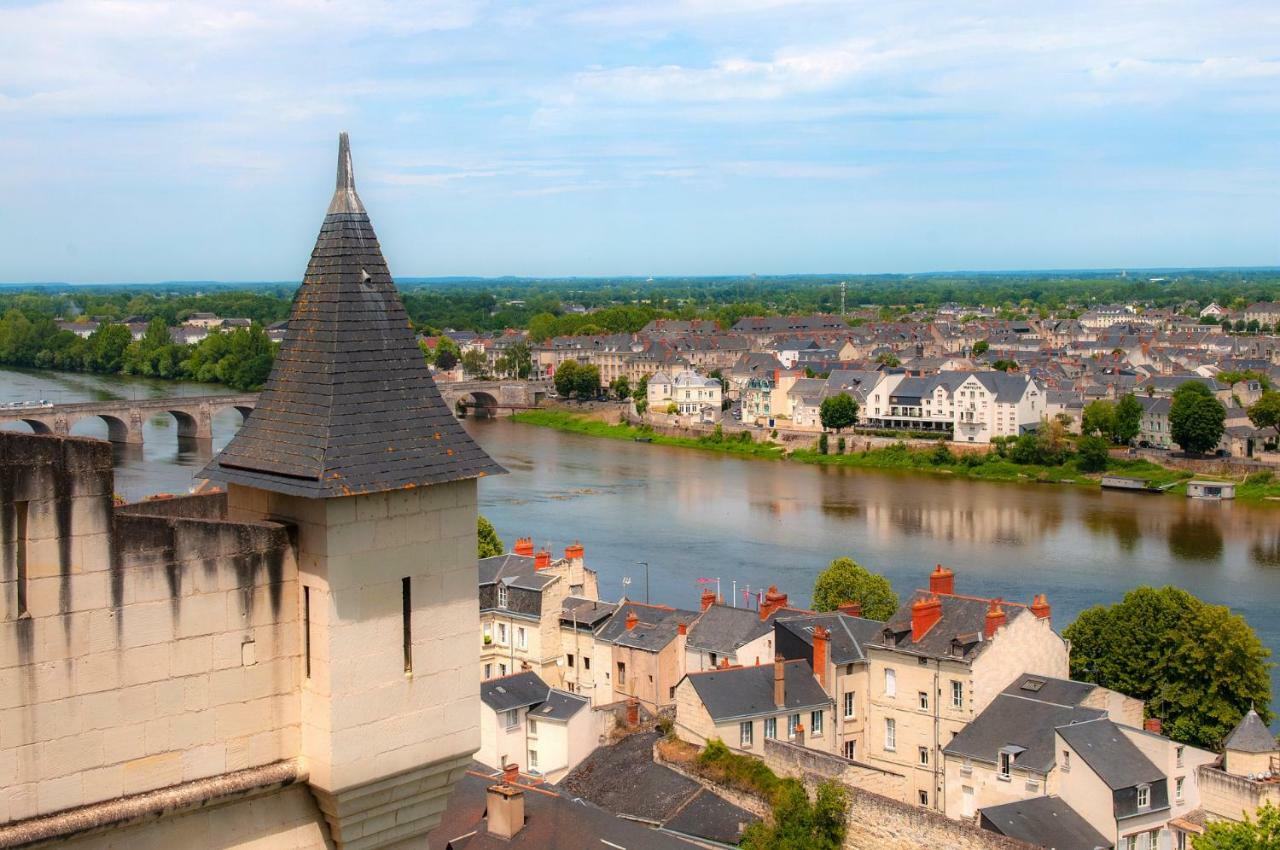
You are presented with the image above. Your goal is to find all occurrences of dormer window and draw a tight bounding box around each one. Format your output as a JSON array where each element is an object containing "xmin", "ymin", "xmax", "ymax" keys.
[
  {"xmin": 998, "ymin": 751, "xmax": 1012, "ymax": 780},
  {"xmin": 1137, "ymin": 784, "xmax": 1150, "ymax": 809},
  {"xmin": 497, "ymin": 584, "xmax": 508, "ymax": 609}
]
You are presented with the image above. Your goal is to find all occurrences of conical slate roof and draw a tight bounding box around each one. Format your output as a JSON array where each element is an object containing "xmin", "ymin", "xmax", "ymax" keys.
[
  {"xmin": 1224, "ymin": 708, "xmax": 1279, "ymax": 754},
  {"xmin": 202, "ymin": 133, "xmax": 505, "ymax": 498}
]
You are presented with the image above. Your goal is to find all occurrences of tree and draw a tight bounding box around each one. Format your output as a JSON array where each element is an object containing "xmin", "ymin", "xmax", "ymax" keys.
[
  {"xmin": 477, "ymin": 515, "xmax": 503, "ymax": 559},
  {"xmin": 1113, "ymin": 394, "xmax": 1143, "ymax": 445},
  {"xmin": 971, "ymin": 340, "xmax": 990, "ymax": 356},
  {"xmin": 819, "ymin": 393, "xmax": 858, "ymax": 433},
  {"xmin": 742, "ymin": 780, "xmax": 847, "ymax": 850},
  {"xmin": 1077, "ymin": 435, "xmax": 1111, "ymax": 472},
  {"xmin": 875, "ymin": 352, "xmax": 900, "ymax": 367},
  {"xmin": 991, "ymin": 358, "xmax": 1018, "ymax": 372},
  {"xmin": 553, "ymin": 360, "xmax": 581, "ymax": 398},
  {"xmin": 1248, "ymin": 392, "xmax": 1280, "ymax": 443},
  {"xmin": 574, "ymin": 363, "xmax": 601, "ymax": 399},
  {"xmin": 85, "ymin": 323, "xmax": 133, "ymax": 373},
  {"xmin": 460, "ymin": 348, "xmax": 489, "ymax": 379},
  {"xmin": 611, "ymin": 375, "xmax": 631, "ymax": 400},
  {"xmin": 811, "ymin": 557, "xmax": 898, "ymax": 620},
  {"xmin": 496, "ymin": 340, "xmax": 532, "ymax": 379},
  {"xmin": 1194, "ymin": 802, "xmax": 1280, "ymax": 850},
  {"xmin": 1064, "ymin": 586, "xmax": 1272, "ymax": 748},
  {"xmin": 1169, "ymin": 382, "xmax": 1226, "ymax": 455},
  {"xmin": 1081, "ymin": 400, "xmax": 1116, "ymax": 438},
  {"xmin": 817, "ymin": 432, "xmax": 829, "ymax": 454},
  {"xmin": 434, "ymin": 347, "xmax": 459, "ymax": 371}
]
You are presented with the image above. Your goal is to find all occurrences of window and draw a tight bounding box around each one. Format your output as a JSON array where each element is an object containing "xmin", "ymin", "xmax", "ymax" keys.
[
  {"xmin": 499, "ymin": 662, "xmax": 507, "ymax": 676},
  {"xmin": 884, "ymin": 668, "xmax": 897, "ymax": 697},
  {"xmin": 1176, "ymin": 746, "xmax": 1184, "ymax": 768},
  {"xmin": 1175, "ymin": 776, "xmax": 1184, "ymax": 802},
  {"xmin": 528, "ymin": 749, "xmax": 538, "ymax": 769},
  {"xmin": 517, "ymin": 627, "xmax": 527, "ymax": 650},
  {"xmin": 709, "ymin": 652, "xmax": 717, "ymax": 667},
  {"xmin": 567, "ymin": 654, "xmax": 575, "ymax": 668},
  {"xmin": 497, "ymin": 584, "xmax": 508, "ymax": 609},
  {"xmin": 843, "ymin": 740, "xmax": 857, "ymax": 760},
  {"xmin": 484, "ymin": 663, "xmax": 492, "ymax": 679},
  {"xmin": 918, "ymin": 691, "xmax": 929, "ymax": 711},
  {"xmin": 764, "ymin": 717, "xmax": 777, "ymax": 739},
  {"xmin": 303, "ymin": 585, "xmax": 312, "ymax": 679},
  {"xmin": 918, "ymin": 746, "xmax": 930, "ymax": 766},
  {"xmin": 998, "ymin": 751, "xmax": 1011, "ymax": 780},
  {"xmin": 583, "ymin": 657, "xmax": 591, "ymax": 671},
  {"xmin": 884, "ymin": 718, "xmax": 896, "ymax": 751},
  {"xmin": 402, "ymin": 577, "xmax": 413, "ymax": 674},
  {"xmin": 740, "ymin": 721, "xmax": 753, "ymax": 748},
  {"xmin": 918, "ymin": 790, "xmax": 929, "ymax": 806},
  {"xmin": 1062, "ymin": 750, "xmax": 1070, "ymax": 772},
  {"xmin": 527, "ymin": 718, "xmax": 538, "ymax": 736},
  {"xmin": 843, "ymin": 692, "xmax": 855, "ymax": 719},
  {"xmin": 788, "ymin": 713, "xmax": 801, "ymax": 739},
  {"xmin": 811, "ymin": 711, "xmax": 823, "ymax": 736},
  {"xmin": 498, "ymin": 623, "xmax": 508, "ymax": 644},
  {"xmin": 1137, "ymin": 784, "xmax": 1150, "ymax": 809},
  {"xmin": 962, "ymin": 785, "xmax": 975, "ymax": 818},
  {"xmin": 951, "ymin": 680, "xmax": 963, "ymax": 709},
  {"xmin": 14, "ymin": 501, "xmax": 28, "ymax": 618},
  {"xmin": 616, "ymin": 662, "xmax": 626, "ymax": 685},
  {"xmin": 504, "ymin": 709, "xmax": 518, "ymax": 729}
]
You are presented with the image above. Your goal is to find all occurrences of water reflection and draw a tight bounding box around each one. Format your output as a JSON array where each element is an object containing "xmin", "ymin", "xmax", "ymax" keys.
[
  {"xmin": 1167, "ymin": 516, "xmax": 1225, "ymax": 562},
  {"xmin": 1083, "ymin": 509, "xmax": 1142, "ymax": 553}
]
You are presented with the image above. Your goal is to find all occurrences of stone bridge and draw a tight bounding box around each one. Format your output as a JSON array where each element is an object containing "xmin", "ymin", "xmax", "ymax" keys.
[
  {"xmin": 0, "ymin": 394, "xmax": 259, "ymax": 445},
  {"xmin": 0, "ymin": 381, "xmax": 547, "ymax": 444}
]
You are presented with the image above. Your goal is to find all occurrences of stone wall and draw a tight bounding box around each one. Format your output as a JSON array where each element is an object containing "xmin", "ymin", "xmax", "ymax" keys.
[
  {"xmin": 836, "ymin": 784, "xmax": 1039, "ymax": 850},
  {"xmin": 762, "ymin": 738, "xmax": 908, "ymax": 803},
  {"xmin": 1, "ymin": 431, "xmax": 301, "ymax": 827}
]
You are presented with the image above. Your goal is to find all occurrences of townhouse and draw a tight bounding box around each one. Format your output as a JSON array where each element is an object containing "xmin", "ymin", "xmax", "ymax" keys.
[{"xmin": 478, "ymin": 671, "xmax": 594, "ymax": 782}]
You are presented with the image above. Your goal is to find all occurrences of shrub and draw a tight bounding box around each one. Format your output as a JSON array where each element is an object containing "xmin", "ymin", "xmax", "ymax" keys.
[
  {"xmin": 818, "ymin": 433, "xmax": 829, "ymax": 454},
  {"xmin": 1245, "ymin": 470, "xmax": 1274, "ymax": 485},
  {"xmin": 929, "ymin": 442, "xmax": 954, "ymax": 466},
  {"xmin": 696, "ymin": 739, "xmax": 782, "ymax": 800},
  {"xmin": 1077, "ymin": 435, "xmax": 1111, "ymax": 472},
  {"xmin": 836, "ymin": 437, "xmax": 846, "ymax": 454}
]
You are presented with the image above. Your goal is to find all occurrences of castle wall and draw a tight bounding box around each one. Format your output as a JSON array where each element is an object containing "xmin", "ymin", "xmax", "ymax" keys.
[{"xmin": 1, "ymin": 432, "xmax": 301, "ymax": 827}]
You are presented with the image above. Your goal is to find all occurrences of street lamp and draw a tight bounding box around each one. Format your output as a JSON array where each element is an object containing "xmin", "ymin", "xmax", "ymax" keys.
[{"xmin": 636, "ymin": 561, "xmax": 650, "ymax": 604}]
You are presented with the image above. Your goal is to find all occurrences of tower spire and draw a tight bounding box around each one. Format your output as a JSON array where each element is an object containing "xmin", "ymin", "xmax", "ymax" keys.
[{"xmin": 328, "ymin": 131, "xmax": 365, "ymax": 215}]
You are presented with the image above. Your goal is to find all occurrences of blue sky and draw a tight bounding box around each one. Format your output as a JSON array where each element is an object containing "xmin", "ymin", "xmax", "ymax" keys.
[{"xmin": 1, "ymin": 0, "xmax": 1278, "ymax": 282}]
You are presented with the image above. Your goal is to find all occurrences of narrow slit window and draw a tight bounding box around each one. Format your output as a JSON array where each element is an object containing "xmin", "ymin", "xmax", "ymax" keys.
[
  {"xmin": 15, "ymin": 501, "xmax": 29, "ymax": 617},
  {"xmin": 402, "ymin": 577, "xmax": 413, "ymax": 674},
  {"xmin": 303, "ymin": 585, "xmax": 312, "ymax": 679}
]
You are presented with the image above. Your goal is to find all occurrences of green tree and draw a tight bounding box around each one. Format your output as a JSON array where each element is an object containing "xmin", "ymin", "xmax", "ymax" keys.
[
  {"xmin": 460, "ymin": 348, "xmax": 489, "ymax": 378},
  {"xmin": 574, "ymin": 363, "xmax": 601, "ymax": 399},
  {"xmin": 553, "ymin": 360, "xmax": 581, "ymax": 398},
  {"xmin": 874, "ymin": 352, "xmax": 900, "ymax": 367},
  {"xmin": 742, "ymin": 780, "xmax": 847, "ymax": 850},
  {"xmin": 1064, "ymin": 586, "xmax": 1272, "ymax": 748},
  {"xmin": 971, "ymin": 340, "xmax": 989, "ymax": 356},
  {"xmin": 1194, "ymin": 802, "xmax": 1280, "ymax": 850},
  {"xmin": 811, "ymin": 557, "xmax": 898, "ymax": 620},
  {"xmin": 496, "ymin": 340, "xmax": 532, "ymax": 379},
  {"xmin": 817, "ymin": 432, "xmax": 829, "ymax": 454},
  {"xmin": 435, "ymin": 347, "xmax": 459, "ymax": 371},
  {"xmin": 85, "ymin": 323, "xmax": 133, "ymax": 373},
  {"xmin": 819, "ymin": 393, "xmax": 859, "ymax": 433},
  {"xmin": 477, "ymin": 515, "xmax": 504, "ymax": 559},
  {"xmin": 1113, "ymin": 394, "xmax": 1143, "ymax": 445},
  {"xmin": 1077, "ymin": 435, "xmax": 1111, "ymax": 472},
  {"xmin": 611, "ymin": 375, "xmax": 631, "ymax": 400},
  {"xmin": 991, "ymin": 358, "xmax": 1018, "ymax": 372},
  {"xmin": 1081, "ymin": 400, "xmax": 1116, "ymax": 438},
  {"xmin": 1248, "ymin": 392, "xmax": 1280, "ymax": 443},
  {"xmin": 1169, "ymin": 382, "xmax": 1226, "ymax": 455}
]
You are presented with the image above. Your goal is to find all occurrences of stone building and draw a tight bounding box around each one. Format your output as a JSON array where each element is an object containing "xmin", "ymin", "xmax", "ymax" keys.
[
  {"xmin": 1172, "ymin": 708, "xmax": 1280, "ymax": 847},
  {"xmin": 0, "ymin": 134, "xmax": 504, "ymax": 849}
]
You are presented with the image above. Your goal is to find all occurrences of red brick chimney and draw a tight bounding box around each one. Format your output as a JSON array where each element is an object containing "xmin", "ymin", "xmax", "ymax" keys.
[
  {"xmin": 677, "ymin": 622, "xmax": 687, "ymax": 636},
  {"xmin": 1031, "ymin": 594, "xmax": 1051, "ymax": 621},
  {"xmin": 812, "ymin": 626, "xmax": 830, "ymax": 689},
  {"xmin": 625, "ymin": 610, "xmax": 639, "ymax": 631},
  {"xmin": 564, "ymin": 541, "xmax": 585, "ymax": 562},
  {"xmin": 984, "ymin": 599, "xmax": 1007, "ymax": 639},
  {"xmin": 503, "ymin": 763, "xmax": 519, "ymax": 784},
  {"xmin": 514, "ymin": 537, "xmax": 534, "ymax": 557},
  {"xmin": 838, "ymin": 600, "xmax": 862, "ymax": 618},
  {"xmin": 700, "ymin": 588, "xmax": 717, "ymax": 612},
  {"xmin": 911, "ymin": 595, "xmax": 943, "ymax": 641},
  {"xmin": 760, "ymin": 585, "xmax": 789, "ymax": 621},
  {"xmin": 534, "ymin": 549, "xmax": 551, "ymax": 570},
  {"xmin": 626, "ymin": 697, "xmax": 639, "ymax": 727},
  {"xmin": 1143, "ymin": 717, "xmax": 1163, "ymax": 735},
  {"xmin": 774, "ymin": 655, "xmax": 786, "ymax": 709},
  {"xmin": 929, "ymin": 564, "xmax": 955, "ymax": 596}
]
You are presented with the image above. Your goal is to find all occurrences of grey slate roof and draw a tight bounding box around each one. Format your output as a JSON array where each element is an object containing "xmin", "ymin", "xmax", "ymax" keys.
[
  {"xmin": 478, "ymin": 554, "xmax": 558, "ymax": 592},
  {"xmin": 944, "ymin": 690, "xmax": 1103, "ymax": 774},
  {"xmin": 882, "ymin": 590, "xmax": 1030, "ymax": 661},
  {"xmin": 1000, "ymin": 674, "xmax": 1098, "ymax": 708},
  {"xmin": 560, "ymin": 596, "xmax": 618, "ymax": 629},
  {"xmin": 203, "ymin": 133, "xmax": 505, "ymax": 497},
  {"xmin": 528, "ymin": 689, "xmax": 589, "ymax": 722},
  {"xmin": 980, "ymin": 795, "xmax": 1113, "ymax": 850},
  {"xmin": 1224, "ymin": 709, "xmax": 1279, "ymax": 753},
  {"xmin": 481, "ymin": 671, "xmax": 550, "ymax": 712},
  {"xmin": 685, "ymin": 604, "xmax": 773, "ymax": 655},
  {"xmin": 775, "ymin": 612, "xmax": 885, "ymax": 665},
  {"xmin": 597, "ymin": 603, "xmax": 698, "ymax": 653},
  {"xmin": 684, "ymin": 660, "xmax": 832, "ymax": 722},
  {"xmin": 1057, "ymin": 719, "xmax": 1165, "ymax": 790}
]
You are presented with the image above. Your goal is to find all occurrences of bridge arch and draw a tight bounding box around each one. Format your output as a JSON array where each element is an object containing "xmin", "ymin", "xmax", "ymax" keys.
[
  {"xmin": 70, "ymin": 414, "xmax": 133, "ymax": 444},
  {"xmin": 0, "ymin": 419, "xmax": 51, "ymax": 435},
  {"xmin": 21, "ymin": 419, "xmax": 53, "ymax": 435},
  {"xmin": 166, "ymin": 409, "xmax": 206, "ymax": 440},
  {"xmin": 456, "ymin": 391, "xmax": 499, "ymax": 418}
]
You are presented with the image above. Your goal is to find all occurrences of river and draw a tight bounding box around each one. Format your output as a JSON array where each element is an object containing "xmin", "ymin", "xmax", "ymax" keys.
[{"xmin": 3, "ymin": 367, "xmax": 1279, "ymax": 720}]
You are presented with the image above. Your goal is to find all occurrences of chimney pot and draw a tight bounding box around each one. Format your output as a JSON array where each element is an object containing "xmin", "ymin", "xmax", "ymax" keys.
[
  {"xmin": 838, "ymin": 600, "xmax": 862, "ymax": 618},
  {"xmin": 677, "ymin": 622, "xmax": 687, "ymax": 636},
  {"xmin": 760, "ymin": 585, "xmax": 789, "ymax": 621},
  {"xmin": 1143, "ymin": 717, "xmax": 1163, "ymax": 735},
  {"xmin": 929, "ymin": 564, "xmax": 955, "ymax": 596},
  {"xmin": 514, "ymin": 537, "xmax": 534, "ymax": 557},
  {"xmin": 984, "ymin": 599, "xmax": 1007, "ymax": 639},
  {"xmin": 625, "ymin": 610, "xmax": 639, "ymax": 631},
  {"xmin": 911, "ymin": 595, "xmax": 944, "ymax": 642},
  {"xmin": 534, "ymin": 549, "xmax": 551, "ymax": 570},
  {"xmin": 1031, "ymin": 593, "xmax": 1052, "ymax": 621},
  {"xmin": 774, "ymin": 654, "xmax": 786, "ymax": 709},
  {"xmin": 503, "ymin": 763, "xmax": 518, "ymax": 784},
  {"xmin": 700, "ymin": 588, "xmax": 717, "ymax": 612}
]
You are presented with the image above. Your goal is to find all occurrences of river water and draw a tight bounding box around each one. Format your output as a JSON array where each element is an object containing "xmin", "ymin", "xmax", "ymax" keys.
[{"xmin": 3, "ymin": 367, "xmax": 1279, "ymax": 720}]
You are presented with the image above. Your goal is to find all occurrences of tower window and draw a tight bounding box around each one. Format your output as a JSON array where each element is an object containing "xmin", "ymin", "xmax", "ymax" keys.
[
  {"xmin": 303, "ymin": 585, "xmax": 312, "ymax": 678},
  {"xmin": 15, "ymin": 501, "xmax": 29, "ymax": 617},
  {"xmin": 402, "ymin": 577, "xmax": 413, "ymax": 674}
]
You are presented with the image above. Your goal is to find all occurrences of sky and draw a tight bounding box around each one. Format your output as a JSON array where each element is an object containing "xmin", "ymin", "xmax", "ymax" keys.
[{"xmin": 1, "ymin": 0, "xmax": 1278, "ymax": 283}]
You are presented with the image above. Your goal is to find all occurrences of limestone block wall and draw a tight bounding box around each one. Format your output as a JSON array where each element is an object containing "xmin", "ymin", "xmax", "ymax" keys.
[
  {"xmin": 763, "ymin": 738, "xmax": 909, "ymax": 803},
  {"xmin": 1, "ymin": 432, "xmax": 301, "ymax": 827}
]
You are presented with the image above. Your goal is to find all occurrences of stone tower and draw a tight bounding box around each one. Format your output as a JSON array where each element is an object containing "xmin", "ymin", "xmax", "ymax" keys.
[{"xmin": 202, "ymin": 133, "xmax": 505, "ymax": 849}]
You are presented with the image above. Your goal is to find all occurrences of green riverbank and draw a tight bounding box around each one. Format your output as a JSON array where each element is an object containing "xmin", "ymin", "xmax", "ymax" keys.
[{"xmin": 510, "ymin": 409, "xmax": 1280, "ymax": 504}]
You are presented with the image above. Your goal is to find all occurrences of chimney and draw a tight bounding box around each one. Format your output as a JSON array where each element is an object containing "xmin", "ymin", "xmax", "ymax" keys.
[
  {"xmin": 911, "ymin": 595, "xmax": 943, "ymax": 642},
  {"xmin": 812, "ymin": 626, "xmax": 830, "ymax": 690},
  {"xmin": 626, "ymin": 696, "xmax": 639, "ymax": 727},
  {"xmin": 838, "ymin": 600, "xmax": 862, "ymax": 618},
  {"xmin": 929, "ymin": 564, "xmax": 955, "ymax": 596},
  {"xmin": 564, "ymin": 541, "xmax": 585, "ymax": 563},
  {"xmin": 514, "ymin": 537, "xmax": 534, "ymax": 557},
  {"xmin": 793, "ymin": 721, "xmax": 805, "ymax": 748},
  {"xmin": 760, "ymin": 585, "xmax": 789, "ymax": 621},
  {"xmin": 1144, "ymin": 717, "xmax": 1163, "ymax": 735},
  {"xmin": 503, "ymin": 762, "xmax": 519, "ymax": 784},
  {"xmin": 486, "ymin": 784, "xmax": 525, "ymax": 840},
  {"xmin": 625, "ymin": 610, "xmax": 639, "ymax": 631},
  {"xmin": 700, "ymin": 588, "xmax": 717, "ymax": 612},
  {"xmin": 534, "ymin": 549, "xmax": 551, "ymax": 570},
  {"xmin": 984, "ymin": 599, "xmax": 1007, "ymax": 639},
  {"xmin": 677, "ymin": 622, "xmax": 687, "ymax": 636},
  {"xmin": 1031, "ymin": 594, "xmax": 1051, "ymax": 622},
  {"xmin": 774, "ymin": 655, "xmax": 786, "ymax": 709},
  {"xmin": 719, "ymin": 657, "xmax": 731, "ymax": 669}
]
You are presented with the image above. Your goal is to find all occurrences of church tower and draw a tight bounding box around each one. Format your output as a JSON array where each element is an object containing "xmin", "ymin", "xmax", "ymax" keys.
[{"xmin": 203, "ymin": 133, "xmax": 505, "ymax": 849}]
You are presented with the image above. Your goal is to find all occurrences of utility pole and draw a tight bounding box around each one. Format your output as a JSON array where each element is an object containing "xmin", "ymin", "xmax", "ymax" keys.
[
  {"xmin": 840, "ymin": 281, "xmax": 847, "ymax": 318},
  {"xmin": 636, "ymin": 562, "xmax": 650, "ymax": 604}
]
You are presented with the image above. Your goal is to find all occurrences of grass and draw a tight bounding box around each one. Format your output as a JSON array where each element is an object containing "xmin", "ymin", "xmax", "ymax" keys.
[{"xmin": 511, "ymin": 410, "xmax": 1280, "ymax": 504}]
